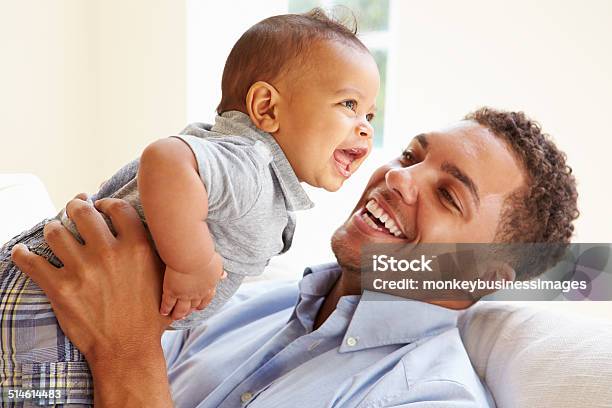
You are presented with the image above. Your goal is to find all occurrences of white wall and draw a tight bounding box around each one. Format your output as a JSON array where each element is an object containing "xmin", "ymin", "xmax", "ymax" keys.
[
  {"xmin": 2, "ymin": 0, "xmax": 609, "ymax": 277},
  {"xmin": 90, "ymin": 0, "xmax": 188, "ymax": 190},
  {"xmin": 186, "ymin": 0, "xmax": 288, "ymax": 124},
  {"xmin": 0, "ymin": 0, "xmax": 95, "ymax": 209},
  {"xmin": 0, "ymin": 0, "xmax": 187, "ymax": 209}
]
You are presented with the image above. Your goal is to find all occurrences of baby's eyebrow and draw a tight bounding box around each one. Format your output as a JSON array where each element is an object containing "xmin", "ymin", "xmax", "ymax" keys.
[{"xmin": 334, "ymin": 87, "xmax": 365, "ymax": 98}]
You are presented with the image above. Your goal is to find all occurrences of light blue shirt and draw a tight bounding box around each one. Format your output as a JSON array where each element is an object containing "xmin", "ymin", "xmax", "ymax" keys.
[{"xmin": 162, "ymin": 263, "xmax": 494, "ymax": 408}]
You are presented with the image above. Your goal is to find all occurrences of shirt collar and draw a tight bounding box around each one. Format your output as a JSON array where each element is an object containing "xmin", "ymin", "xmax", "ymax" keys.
[
  {"xmin": 299, "ymin": 263, "xmax": 342, "ymax": 297},
  {"xmin": 338, "ymin": 290, "xmax": 459, "ymax": 353},
  {"xmin": 211, "ymin": 110, "xmax": 314, "ymax": 212},
  {"xmin": 289, "ymin": 263, "xmax": 342, "ymax": 331},
  {"xmin": 292, "ymin": 263, "xmax": 459, "ymax": 352}
]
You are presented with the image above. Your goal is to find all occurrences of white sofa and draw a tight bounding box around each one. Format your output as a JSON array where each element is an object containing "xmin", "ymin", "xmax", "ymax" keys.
[
  {"xmin": 460, "ymin": 302, "xmax": 612, "ymax": 407},
  {"xmin": 0, "ymin": 173, "xmax": 56, "ymax": 245},
  {"xmin": 2, "ymin": 174, "xmax": 611, "ymax": 407}
]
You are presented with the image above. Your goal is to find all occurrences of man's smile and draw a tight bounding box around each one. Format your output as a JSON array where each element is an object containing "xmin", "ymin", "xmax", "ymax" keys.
[
  {"xmin": 351, "ymin": 194, "xmax": 412, "ymax": 241},
  {"xmin": 363, "ymin": 198, "xmax": 405, "ymax": 237}
]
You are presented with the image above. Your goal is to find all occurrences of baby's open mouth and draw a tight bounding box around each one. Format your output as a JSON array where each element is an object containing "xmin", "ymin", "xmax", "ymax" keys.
[{"xmin": 333, "ymin": 148, "xmax": 367, "ymax": 178}]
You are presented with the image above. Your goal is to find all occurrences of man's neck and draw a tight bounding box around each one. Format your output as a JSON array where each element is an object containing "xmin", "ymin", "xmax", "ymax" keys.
[
  {"xmin": 312, "ymin": 266, "xmax": 475, "ymax": 330},
  {"xmin": 313, "ymin": 267, "xmax": 361, "ymax": 330}
]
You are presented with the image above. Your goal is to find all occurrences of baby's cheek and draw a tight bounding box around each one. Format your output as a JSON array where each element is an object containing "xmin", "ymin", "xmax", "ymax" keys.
[
  {"xmin": 354, "ymin": 157, "xmax": 368, "ymax": 171},
  {"xmin": 362, "ymin": 147, "xmax": 373, "ymax": 164}
]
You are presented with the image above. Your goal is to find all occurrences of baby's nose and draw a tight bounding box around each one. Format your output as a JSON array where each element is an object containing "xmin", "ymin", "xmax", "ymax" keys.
[{"xmin": 359, "ymin": 121, "xmax": 373, "ymax": 138}]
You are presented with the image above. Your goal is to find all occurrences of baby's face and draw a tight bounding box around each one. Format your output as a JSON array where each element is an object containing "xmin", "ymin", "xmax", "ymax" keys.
[{"xmin": 274, "ymin": 40, "xmax": 380, "ymax": 191}]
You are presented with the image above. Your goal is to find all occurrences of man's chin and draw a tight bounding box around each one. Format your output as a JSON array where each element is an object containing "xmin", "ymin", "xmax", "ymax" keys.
[{"xmin": 330, "ymin": 226, "xmax": 361, "ymax": 273}]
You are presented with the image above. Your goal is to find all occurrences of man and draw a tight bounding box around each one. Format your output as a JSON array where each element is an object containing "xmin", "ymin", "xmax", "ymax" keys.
[{"xmin": 12, "ymin": 108, "xmax": 578, "ymax": 407}]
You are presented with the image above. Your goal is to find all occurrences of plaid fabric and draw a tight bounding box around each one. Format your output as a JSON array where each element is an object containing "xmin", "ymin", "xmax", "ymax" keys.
[
  {"xmin": 0, "ymin": 115, "xmax": 308, "ymax": 406},
  {"xmin": 0, "ymin": 220, "xmax": 93, "ymax": 407}
]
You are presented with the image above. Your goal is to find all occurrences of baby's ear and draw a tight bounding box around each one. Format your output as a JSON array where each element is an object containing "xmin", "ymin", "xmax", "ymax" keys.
[{"xmin": 245, "ymin": 81, "xmax": 280, "ymax": 133}]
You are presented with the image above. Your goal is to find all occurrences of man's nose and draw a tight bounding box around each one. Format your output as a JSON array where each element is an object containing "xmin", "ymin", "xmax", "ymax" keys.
[{"xmin": 385, "ymin": 168, "xmax": 418, "ymax": 205}]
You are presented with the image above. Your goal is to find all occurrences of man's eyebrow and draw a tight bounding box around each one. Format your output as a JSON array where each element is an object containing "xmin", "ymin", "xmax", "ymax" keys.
[
  {"xmin": 415, "ymin": 134, "xmax": 429, "ymax": 149},
  {"xmin": 441, "ymin": 161, "xmax": 480, "ymax": 208}
]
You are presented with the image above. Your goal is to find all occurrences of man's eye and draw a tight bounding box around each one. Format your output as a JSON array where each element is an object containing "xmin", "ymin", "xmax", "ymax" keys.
[
  {"xmin": 401, "ymin": 150, "xmax": 415, "ymax": 164},
  {"xmin": 341, "ymin": 100, "xmax": 357, "ymax": 111},
  {"xmin": 439, "ymin": 188, "xmax": 460, "ymax": 211}
]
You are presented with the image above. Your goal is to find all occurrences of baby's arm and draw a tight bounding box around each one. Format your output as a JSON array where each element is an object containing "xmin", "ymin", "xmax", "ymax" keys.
[{"xmin": 138, "ymin": 138, "xmax": 224, "ymax": 321}]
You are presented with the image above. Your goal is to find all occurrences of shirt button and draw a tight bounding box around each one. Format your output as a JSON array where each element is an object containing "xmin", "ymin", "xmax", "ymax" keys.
[
  {"xmin": 346, "ymin": 336, "xmax": 358, "ymax": 347},
  {"xmin": 241, "ymin": 392, "xmax": 253, "ymax": 404}
]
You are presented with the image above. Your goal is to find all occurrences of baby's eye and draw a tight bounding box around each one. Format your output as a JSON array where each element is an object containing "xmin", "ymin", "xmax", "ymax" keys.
[
  {"xmin": 366, "ymin": 113, "xmax": 375, "ymax": 122},
  {"xmin": 341, "ymin": 100, "xmax": 357, "ymax": 111}
]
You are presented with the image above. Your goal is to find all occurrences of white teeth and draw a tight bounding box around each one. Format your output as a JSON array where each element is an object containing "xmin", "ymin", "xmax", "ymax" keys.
[
  {"xmin": 362, "ymin": 213, "xmax": 382, "ymax": 231},
  {"xmin": 363, "ymin": 199, "xmax": 406, "ymax": 238},
  {"xmin": 366, "ymin": 199, "xmax": 383, "ymax": 218},
  {"xmin": 384, "ymin": 218, "xmax": 397, "ymax": 230}
]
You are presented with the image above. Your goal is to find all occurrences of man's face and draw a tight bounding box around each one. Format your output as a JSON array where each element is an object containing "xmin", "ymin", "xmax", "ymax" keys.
[{"xmin": 331, "ymin": 121, "xmax": 526, "ymax": 270}]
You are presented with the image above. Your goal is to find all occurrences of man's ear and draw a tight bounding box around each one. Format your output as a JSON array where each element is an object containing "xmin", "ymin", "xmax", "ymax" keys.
[
  {"xmin": 483, "ymin": 261, "xmax": 516, "ymax": 283},
  {"xmin": 245, "ymin": 81, "xmax": 281, "ymax": 133},
  {"xmin": 469, "ymin": 261, "xmax": 516, "ymax": 300}
]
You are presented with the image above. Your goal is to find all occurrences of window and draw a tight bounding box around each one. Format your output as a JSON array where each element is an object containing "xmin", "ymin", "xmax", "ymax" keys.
[{"xmin": 289, "ymin": 0, "xmax": 391, "ymax": 147}]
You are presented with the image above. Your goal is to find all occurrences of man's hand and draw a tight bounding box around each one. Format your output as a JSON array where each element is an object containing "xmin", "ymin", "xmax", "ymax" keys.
[{"xmin": 11, "ymin": 197, "xmax": 173, "ymax": 407}]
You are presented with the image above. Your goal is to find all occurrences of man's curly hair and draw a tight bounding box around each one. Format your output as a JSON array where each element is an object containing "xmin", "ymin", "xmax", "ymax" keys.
[{"xmin": 465, "ymin": 108, "xmax": 579, "ymax": 278}]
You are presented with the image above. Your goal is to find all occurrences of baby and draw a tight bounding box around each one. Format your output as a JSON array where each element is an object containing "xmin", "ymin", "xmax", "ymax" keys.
[
  {"xmin": 142, "ymin": 8, "xmax": 379, "ymax": 323},
  {"xmin": 0, "ymin": 8, "xmax": 379, "ymax": 404}
]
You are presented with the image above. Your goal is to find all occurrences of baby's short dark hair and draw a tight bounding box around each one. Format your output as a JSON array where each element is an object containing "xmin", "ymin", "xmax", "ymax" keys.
[{"xmin": 216, "ymin": 8, "xmax": 368, "ymax": 114}]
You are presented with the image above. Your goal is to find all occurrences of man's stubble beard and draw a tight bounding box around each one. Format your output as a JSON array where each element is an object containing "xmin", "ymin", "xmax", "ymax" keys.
[{"xmin": 330, "ymin": 225, "xmax": 361, "ymax": 275}]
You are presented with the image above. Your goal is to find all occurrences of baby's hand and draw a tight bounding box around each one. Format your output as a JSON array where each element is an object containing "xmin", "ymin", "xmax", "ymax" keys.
[{"xmin": 160, "ymin": 255, "xmax": 225, "ymax": 321}]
